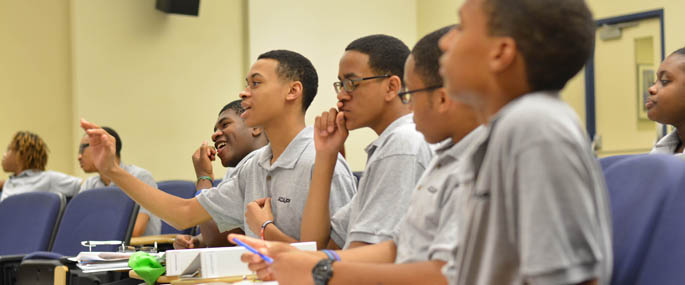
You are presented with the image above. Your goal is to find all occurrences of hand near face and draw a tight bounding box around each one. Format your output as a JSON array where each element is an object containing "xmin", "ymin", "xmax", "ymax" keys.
[
  {"xmin": 245, "ymin": 198, "xmax": 274, "ymax": 235},
  {"xmin": 314, "ymin": 108, "xmax": 348, "ymax": 156},
  {"xmin": 192, "ymin": 141, "xmax": 216, "ymax": 179},
  {"xmin": 80, "ymin": 119, "xmax": 120, "ymax": 175}
]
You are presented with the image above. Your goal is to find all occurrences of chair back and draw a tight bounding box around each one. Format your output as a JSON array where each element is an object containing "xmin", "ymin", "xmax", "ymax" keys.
[
  {"xmin": 605, "ymin": 154, "xmax": 685, "ymax": 285},
  {"xmin": 50, "ymin": 187, "xmax": 138, "ymax": 256},
  {"xmin": 0, "ymin": 192, "xmax": 65, "ymax": 255},
  {"xmin": 157, "ymin": 180, "xmax": 196, "ymax": 234}
]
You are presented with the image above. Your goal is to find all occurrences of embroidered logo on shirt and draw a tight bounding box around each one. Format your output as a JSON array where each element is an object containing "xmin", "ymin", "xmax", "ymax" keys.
[
  {"xmin": 277, "ymin": 196, "xmax": 291, "ymax": 203},
  {"xmin": 427, "ymin": 186, "xmax": 438, "ymax": 194}
]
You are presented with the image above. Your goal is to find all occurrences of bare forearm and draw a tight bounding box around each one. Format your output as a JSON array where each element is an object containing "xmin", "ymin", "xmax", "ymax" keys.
[
  {"xmin": 300, "ymin": 152, "xmax": 338, "ymax": 248},
  {"xmin": 337, "ymin": 240, "xmax": 396, "ymax": 263},
  {"xmin": 132, "ymin": 213, "xmax": 149, "ymax": 237},
  {"xmin": 329, "ymin": 260, "xmax": 447, "ymax": 285},
  {"xmin": 264, "ymin": 224, "xmax": 298, "ymax": 243},
  {"xmin": 106, "ymin": 166, "xmax": 210, "ymax": 229}
]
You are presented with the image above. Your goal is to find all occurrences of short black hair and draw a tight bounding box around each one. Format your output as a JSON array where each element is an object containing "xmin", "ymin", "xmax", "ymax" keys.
[
  {"xmin": 101, "ymin": 126, "xmax": 122, "ymax": 158},
  {"xmin": 257, "ymin": 50, "xmax": 318, "ymax": 112},
  {"xmin": 412, "ymin": 25, "xmax": 455, "ymax": 87},
  {"xmin": 671, "ymin": 47, "xmax": 685, "ymax": 56},
  {"xmin": 346, "ymin": 35, "xmax": 410, "ymax": 84},
  {"xmin": 219, "ymin": 99, "xmax": 245, "ymax": 116},
  {"xmin": 483, "ymin": 0, "xmax": 595, "ymax": 91}
]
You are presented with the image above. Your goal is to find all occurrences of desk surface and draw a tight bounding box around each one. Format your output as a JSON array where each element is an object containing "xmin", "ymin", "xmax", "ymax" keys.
[
  {"xmin": 129, "ymin": 234, "xmax": 177, "ymax": 246},
  {"xmin": 129, "ymin": 270, "xmax": 265, "ymax": 284}
]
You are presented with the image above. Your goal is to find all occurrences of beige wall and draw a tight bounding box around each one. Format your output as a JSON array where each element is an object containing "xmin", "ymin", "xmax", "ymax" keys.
[
  {"xmin": 70, "ymin": 0, "xmax": 246, "ymax": 180},
  {"xmin": 249, "ymin": 0, "xmax": 418, "ymax": 171},
  {"xmin": 417, "ymin": 0, "xmax": 463, "ymax": 38},
  {"xmin": 0, "ymin": 1, "xmax": 73, "ymax": 181}
]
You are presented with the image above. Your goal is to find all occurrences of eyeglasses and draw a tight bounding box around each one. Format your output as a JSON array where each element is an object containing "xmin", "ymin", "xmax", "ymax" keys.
[
  {"xmin": 78, "ymin": 143, "xmax": 89, "ymax": 154},
  {"xmin": 333, "ymin": 74, "xmax": 391, "ymax": 94},
  {"xmin": 397, "ymin": 85, "xmax": 443, "ymax": 104}
]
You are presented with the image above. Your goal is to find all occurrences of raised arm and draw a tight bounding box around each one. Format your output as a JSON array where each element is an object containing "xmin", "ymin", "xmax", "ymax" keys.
[
  {"xmin": 300, "ymin": 109, "xmax": 349, "ymax": 248},
  {"xmin": 81, "ymin": 119, "xmax": 211, "ymax": 229}
]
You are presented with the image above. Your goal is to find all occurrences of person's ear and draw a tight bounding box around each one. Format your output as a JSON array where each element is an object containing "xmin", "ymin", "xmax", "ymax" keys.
[
  {"xmin": 489, "ymin": 37, "xmax": 517, "ymax": 73},
  {"xmin": 434, "ymin": 88, "xmax": 451, "ymax": 113},
  {"xmin": 385, "ymin": 75, "xmax": 402, "ymax": 102},
  {"xmin": 285, "ymin": 81, "xmax": 303, "ymax": 103},
  {"xmin": 251, "ymin": 127, "xmax": 263, "ymax": 137}
]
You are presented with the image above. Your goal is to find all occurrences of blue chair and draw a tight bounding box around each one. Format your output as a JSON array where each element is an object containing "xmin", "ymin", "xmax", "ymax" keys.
[
  {"xmin": 0, "ymin": 192, "xmax": 65, "ymax": 284},
  {"xmin": 15, "ymin": 187, "xmax": 138, "ymax": 284},
  {"xmin": 604, "ymin": 154, "xmax": 685, "ymax": 285},
  {"xmin": 157, "ymin": 180, "xmax": 196, "ymax": 234},
  {"xmin": 599, "ymin": 154, "xmax": 637, "ymax": 172},
  {"xmin": 212, "ymin": 179, "xmax": 222, "ymax": 187},
  {"xmin": 0, "ymin": 192, "xmax": 66, "ymax": 255}
]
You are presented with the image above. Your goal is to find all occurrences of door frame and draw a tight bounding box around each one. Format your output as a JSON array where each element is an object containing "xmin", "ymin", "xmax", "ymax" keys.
[{"xmin": 584, "ymin": 9, "xmax": 665, "ymax": 139}]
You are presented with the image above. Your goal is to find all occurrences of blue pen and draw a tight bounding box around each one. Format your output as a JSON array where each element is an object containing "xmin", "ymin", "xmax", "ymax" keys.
[{"xmin": 232, "ymin": 237, "xmax": 274, "ymax": 264}]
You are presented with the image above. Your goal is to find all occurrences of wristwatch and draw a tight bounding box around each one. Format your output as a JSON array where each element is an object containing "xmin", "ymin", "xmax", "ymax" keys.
[{"xmin": 312, "ymin": 258, "xmax": 335, "ymax": 285}]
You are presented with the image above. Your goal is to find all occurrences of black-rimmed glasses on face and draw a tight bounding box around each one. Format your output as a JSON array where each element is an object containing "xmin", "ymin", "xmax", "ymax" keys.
[
  {"xmin": 78, "ymin": 143, "xmax": 89, "ymax": 154},
  {"xmin": 397, "ymin": 85, "xmax": 443, "ymax": 104},
  {"xmin": 333, "ymin": 74, "xmax": 391, "ymax": 94}
]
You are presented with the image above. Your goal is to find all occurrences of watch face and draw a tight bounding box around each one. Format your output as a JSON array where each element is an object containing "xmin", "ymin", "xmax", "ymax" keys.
[{"xmin": 313, "ymin": 259, "xmax": 334, "ymax": 284}]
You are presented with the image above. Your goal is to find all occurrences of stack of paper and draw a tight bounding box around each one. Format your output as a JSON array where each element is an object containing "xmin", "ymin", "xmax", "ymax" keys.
[
  {"xmin": 70, "ymin": 252, "xmax": 163, "ymax": 273},
  {"xmin": 166, "ymin": 242, "xmax": 316, "ymax": 278}
]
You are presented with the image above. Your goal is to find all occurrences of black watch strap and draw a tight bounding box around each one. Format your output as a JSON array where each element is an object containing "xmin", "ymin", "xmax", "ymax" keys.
[{"xmin": 312, "ymin": 258, "xmax": 335, "ymax": 285}]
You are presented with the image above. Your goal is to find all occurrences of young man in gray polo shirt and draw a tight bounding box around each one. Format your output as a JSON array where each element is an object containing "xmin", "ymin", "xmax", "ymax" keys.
[
  {"xmin": 174, "ymin": 99, "xmax": 269, "ymax": 249},
  {"xmin": 80, "ymin": 50, "xmax": 356, "ymax": 242},
  {"xmin": 1, "ymin": 131, "xmax": 82, "ymax": 201},
  {"xmin": 293, "ymin": 34, "xmax": 433, "ymax": 251},
  {"xmin": 438, "ymin": 0, "xmax": 613, "ymax": 283},
  {"xmin": 231, "ymin": 26, "xmax": 482, "ymax": 284},
  {"xmin": 78, "ymin": 127, "xmax": 161, "ymax": 237}
]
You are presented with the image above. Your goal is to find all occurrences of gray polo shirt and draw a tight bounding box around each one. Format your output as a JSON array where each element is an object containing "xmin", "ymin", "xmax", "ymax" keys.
[
  {"xmin": 651, "ymin": 130, "xmax": 685, "ymax": 159},
  {"xmin": 79, "ymin": 162, "xmax": 161, "ymax": 236},
  {"xmin": 444, "ymin": 92, "xmax": 613, "ymax": 285},
  {"xmin": 0, "ymin": 169, "xmax": 81, "ymax": 201},
  {"xmin": 393, "ymin": 126, "xmax": 484, "ymax": 264},
  {"xmin": 196, "ymin": 126, "xmax": 357, "ymax": 239},
  {"xmin": 330, "ymin": 114, "xmax": 433, "ymax": 248}
]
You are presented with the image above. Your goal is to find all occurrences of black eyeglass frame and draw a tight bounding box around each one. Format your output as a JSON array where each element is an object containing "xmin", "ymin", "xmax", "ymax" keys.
[
  {"xmin": 397, "ymin": 85, "xmax": 443, "ymax": 104},
  {"xmin": 333, "ymin": 74, "xmax": 391, "ymax": 94}
]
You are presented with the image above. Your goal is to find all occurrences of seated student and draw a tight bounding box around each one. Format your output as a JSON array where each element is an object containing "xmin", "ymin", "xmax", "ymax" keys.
[
  {"xmin": 275, "ymin": 34, "xmax": 433, "ymax": 250},
  {"xmin": 80, "ymin": 50, "xmax": 356, "ymax": 243},
  {"xmin": 232, "ymin": 25, "xmax": 482, "ymax": 284},
  {"xmin": 1, "ymin": 131, "xmax": 81, "ymax": 201},
  {"xmin": 437, "ymin": 0, "xmax": 612, "ymax": 283},
  {"xmin": 648, "ymin": 47, "xmax": 685, "ymax": 158},
  {"xmin": 78, "ymin": 127, "xmax": 161, "ymax": 237},
  {"xmin": 174, "ymin": 99, "xmax": 268, "ymax": 249}
]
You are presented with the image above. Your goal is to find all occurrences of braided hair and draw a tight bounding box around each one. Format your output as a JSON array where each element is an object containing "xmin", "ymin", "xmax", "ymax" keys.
[{"xmin": 9, "ymin": 131, "xmax": 49, "ymax": 171}]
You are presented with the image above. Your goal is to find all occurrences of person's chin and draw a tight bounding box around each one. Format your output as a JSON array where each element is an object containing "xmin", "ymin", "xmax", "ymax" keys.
[{"xmin": 219, "ymin": 156, "xmax": 232, "ymax": 168}]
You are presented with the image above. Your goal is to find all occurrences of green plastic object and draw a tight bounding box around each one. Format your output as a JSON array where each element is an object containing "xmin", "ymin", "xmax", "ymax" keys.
[{"xmin": 128, "ymin": 252, "xmax": 165, "ymax": 285}]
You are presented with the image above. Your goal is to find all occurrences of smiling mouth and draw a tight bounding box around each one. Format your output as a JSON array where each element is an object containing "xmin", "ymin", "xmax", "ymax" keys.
[{"xmin": 215, "ymin": 141, "xmax": 227, "ymax": 152}]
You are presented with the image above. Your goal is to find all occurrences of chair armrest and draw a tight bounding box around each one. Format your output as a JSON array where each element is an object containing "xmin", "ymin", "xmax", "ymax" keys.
[
  {"xmin": 0, "ymin": 254, "xmax": 26, "ymax": 284},
  {"xmin": 129, "ymin": 234, "xmax": 178, "ymax": 246}
]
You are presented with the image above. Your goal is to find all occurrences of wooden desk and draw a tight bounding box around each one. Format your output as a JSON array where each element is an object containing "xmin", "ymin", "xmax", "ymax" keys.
[
  {"xmin": 129, "ymin": 270, "xmax": 259, "ymax": 284},
  {"xmin": 129, "ymin": 234, "xmax": 177, "ymax": 246}
]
